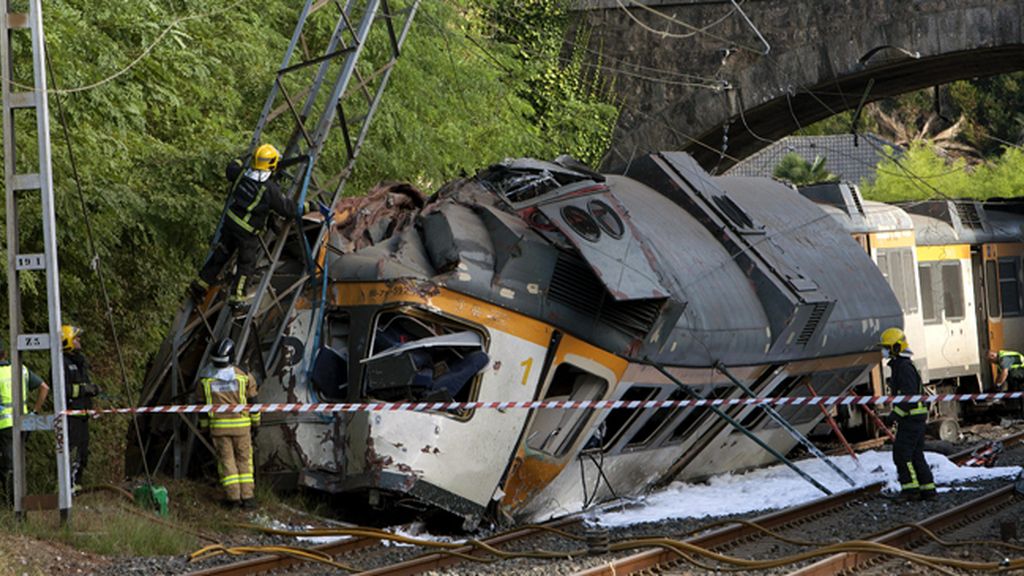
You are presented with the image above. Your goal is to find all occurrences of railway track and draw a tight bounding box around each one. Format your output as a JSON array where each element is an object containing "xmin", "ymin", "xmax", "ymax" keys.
[
  {"xmin": 789, "ymin": 482, "xmax": 1023, "ymax": 575},
  {"xmin": 186, "ymin": 431, "xmax": 1024, "ymax": 575},
  {"xmin": 573, "ymin": 481, "xmax": 885, "ymax": 576},
  {"xmin": 187, "ymin": 516, "xmax": 584, "ymax": 575},
  {"xmin": 567, "ymin": 431, "xmax": 1024, "ymax": 576}
]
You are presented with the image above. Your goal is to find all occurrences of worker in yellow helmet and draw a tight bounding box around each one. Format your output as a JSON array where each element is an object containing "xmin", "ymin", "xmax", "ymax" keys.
[
  {"xmin": 189, "ymin": 144, "xmax": 320, "ymax": 309},
  {"xmin": 878, "ymin": 327, "xmax": 936, "ymax": 502},
  {"xmin": 62, "ymin": 324, "xmax": 100, "ymax": 492}
]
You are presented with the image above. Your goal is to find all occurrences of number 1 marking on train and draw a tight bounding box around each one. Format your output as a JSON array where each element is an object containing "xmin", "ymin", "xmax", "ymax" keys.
[{"xmin": 520, "ymin": 358, "xmax": 533, "ymax": 386}]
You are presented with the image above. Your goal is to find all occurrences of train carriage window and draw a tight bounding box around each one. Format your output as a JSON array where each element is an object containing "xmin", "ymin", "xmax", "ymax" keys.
[
  {"xmin": 877, "ymin": 248, "xmax": 918, "ymax": 313},
  {"xmin": 526, "ymin": 364, "xmax": 608, "ymax": 457},
  {"xmin": 770, "ymin": 368, "xmax": 861, "ymax": 428},
  {"xmin": 663, "ymin": 386, "xmax": 731, "ymax": 445},
  {"xmin": 918, "ymin": 264, "xmax": 939, "ymax": 324},
  {"xmin": 999, "ymin": 258, "xmax": 1022, "ymax": 317},
  {"xmin": 941, "ymin": 262, "xmax": 965, "ymax": 321},
  {"xmin": 312, "ymin": 313, "xmax": 351, "ymax": 401},
  {"xmin": 600, "ymin": 386, "xmax": 659, "ymax": 451},
  {"xmin": 987, "ymin": 260, "xmax": 1001, "ymax": 318},
  {"xmin": 624, "ymin": 389, "xmax": 687, "ymax": 449}
]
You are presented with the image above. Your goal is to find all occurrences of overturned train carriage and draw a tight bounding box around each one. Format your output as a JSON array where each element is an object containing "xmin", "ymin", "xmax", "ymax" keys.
[{"xmin": 137, "ymin": 152, "xmax": 902, "ymax": 526}]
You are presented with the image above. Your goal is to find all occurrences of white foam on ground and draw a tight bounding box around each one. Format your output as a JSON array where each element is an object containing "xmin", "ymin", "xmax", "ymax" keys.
[{"xmin": 590, "ymin": 450, "xmax": 1021, "ymax": 527}]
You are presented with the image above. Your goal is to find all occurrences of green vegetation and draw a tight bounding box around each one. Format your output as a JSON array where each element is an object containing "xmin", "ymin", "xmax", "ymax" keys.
[
  {"xmin": 772, "ymin": 152, "xmax": 838, "ymax": 186},
  {"xmin": 0, "ymin": 0, "xmax": 618, "ymax": 492},
  {"xmin": 862, "ymin": 143, "xmax": 1024, "ymax": 202},
  {"xmin": 0, "ymin": 491, "xmax": 198, "ymax": 556}
]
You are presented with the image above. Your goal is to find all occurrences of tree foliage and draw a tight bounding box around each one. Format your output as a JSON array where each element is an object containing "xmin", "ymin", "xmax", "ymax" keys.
[
  {"xmin": 0, "ymin": 0, "xmax": 618, "ymax": 485},
  {"xmin": 861, "ymin": 142, "xmax": 1024, "ymax": 202},
  {"xmin": 772, "ymin": 152, "xmax": 838, "ymax": 186}
]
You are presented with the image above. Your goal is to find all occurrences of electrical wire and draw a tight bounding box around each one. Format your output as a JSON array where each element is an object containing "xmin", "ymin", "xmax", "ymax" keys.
[{"xmin": 44, "ymin": 41, "xmax": 155, "ymax": 487}]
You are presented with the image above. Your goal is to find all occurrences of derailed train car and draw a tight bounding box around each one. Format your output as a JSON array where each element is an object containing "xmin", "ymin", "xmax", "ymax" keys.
[{"xmin": 239, "ymin": 151, "xmax": 901, "ymax": 526}]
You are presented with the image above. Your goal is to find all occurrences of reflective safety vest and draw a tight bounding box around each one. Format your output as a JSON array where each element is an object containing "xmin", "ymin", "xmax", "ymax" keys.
[
  {"xmin": 0, "ymin": 365, "xmax": 31, "ymax": 431},
  {"xmin": 998, "ymin": 350, "xmax": 1024, "ymax": 370},
  {"xmin": 200, "ymin": 368, "xmax": 259, "ymax": 431}
]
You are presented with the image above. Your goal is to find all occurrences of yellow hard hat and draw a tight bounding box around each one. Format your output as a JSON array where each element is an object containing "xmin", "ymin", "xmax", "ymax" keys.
[
  {"xmin": 253, "ymin": 143, "xmax": 280, "ymax": 172},
  {"xmin": 61, "ymin": 324, "xmax": 82, "ymax": 351},
  {"xmin": 879, "ymin": 327, "xmax": 907, "ymax": 353}
]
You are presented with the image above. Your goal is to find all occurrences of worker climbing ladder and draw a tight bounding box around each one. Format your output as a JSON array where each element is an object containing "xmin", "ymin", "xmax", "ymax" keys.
[
  {"xmin": 136, "ymin": 0, "xmax": 420, "ymax": 478},
  {"xmin": 0, "ymin": 0, "xmax": 73, "ymax": 519}
]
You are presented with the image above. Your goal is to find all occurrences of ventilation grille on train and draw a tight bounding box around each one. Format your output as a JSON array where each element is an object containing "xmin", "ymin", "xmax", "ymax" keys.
[
  {"xmin": 955, "ymin": 202, "xmax": 984, "ymax": 230},
  {"xmin": 548, "ymin": 252, "xmax": 664, "ymax": 339},
  {"xmin": 795, "ymin": 302, "xmax": 830, "ymax": 346}
]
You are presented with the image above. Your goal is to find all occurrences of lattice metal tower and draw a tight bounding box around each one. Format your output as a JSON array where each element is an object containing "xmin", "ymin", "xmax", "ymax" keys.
[{"xmin": 0, "ymin": 0, "xmax": 72, "ymax": 519}]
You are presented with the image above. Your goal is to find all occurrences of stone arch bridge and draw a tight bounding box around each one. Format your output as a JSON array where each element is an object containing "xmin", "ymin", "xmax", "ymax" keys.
[{"xmin": 569, "ymin": 0, "xmax": 1024, "ymax": 171}]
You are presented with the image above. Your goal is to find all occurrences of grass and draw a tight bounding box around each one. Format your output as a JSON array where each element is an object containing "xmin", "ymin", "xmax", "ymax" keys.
[
  {"xmin": 0, "ymin": 477, "xmax": 255, "ymax": 557},
  {"xmin": 0, "ymin": 491, "xmax": 200, "ymax": 556},
  {"xmin": 0, "ymin": 473, "xmax": 340, "ymax": 563}
]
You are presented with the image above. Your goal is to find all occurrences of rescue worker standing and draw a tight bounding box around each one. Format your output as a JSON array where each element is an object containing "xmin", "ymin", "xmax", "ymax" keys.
[
  {"xmin": 199, "ymin": 338, "xmax": 260, "ymax": 509},
  {"xmin": 190, "ymin": 144, "xmax": 316, "ymax": 308},
  {"xmin": 63, "ymin": 325, "xmax": 99, "ymax": 491},
  {"xmin": 879, "ymin": 327, "xmax": 936, "ymax": 501},
  {"xmin": 0, "ymin": 341, "xmax": 49, "ymax": 500},
  {"xmin": 987, "ymin": 349, "xmax": 1024, "ymax": 391}
]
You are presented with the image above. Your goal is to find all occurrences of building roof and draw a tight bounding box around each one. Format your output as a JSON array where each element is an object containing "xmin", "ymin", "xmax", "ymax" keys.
[{"xmin": 725, "ymin": 133, "xmax": 903, "ymax": 185}]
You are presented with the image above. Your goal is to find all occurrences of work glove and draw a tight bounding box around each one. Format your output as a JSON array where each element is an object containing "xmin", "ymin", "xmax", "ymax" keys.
[
  {"xmin": 82, "ymin": 383, "xmax": 100, "ymax": 398},
  {"xmin": 882, "ymin": 412, "xmax": 897, "ymax": 428}
]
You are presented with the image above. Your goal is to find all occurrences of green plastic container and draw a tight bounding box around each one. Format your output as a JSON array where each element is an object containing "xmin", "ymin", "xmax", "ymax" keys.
[{"xmin": 133, "ymin": 484, "xmax": 169, "ymax": 517}]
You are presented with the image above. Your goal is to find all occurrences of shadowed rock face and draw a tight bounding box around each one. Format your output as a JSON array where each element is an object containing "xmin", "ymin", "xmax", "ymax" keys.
[{"xmin": 570, "ymin": 0, "xmax": 1024, "ymax": 170}]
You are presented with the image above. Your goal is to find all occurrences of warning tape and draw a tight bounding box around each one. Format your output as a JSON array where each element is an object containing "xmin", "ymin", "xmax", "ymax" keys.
[{"xmin": 61, "ymin": 391, "xmax": 1024, "ymax": 417}]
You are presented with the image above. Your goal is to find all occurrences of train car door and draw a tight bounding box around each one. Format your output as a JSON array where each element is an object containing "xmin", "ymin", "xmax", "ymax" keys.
[
  {"xmin": 973, "ymin": 245, "xmax": 999, "ymax": 390},
  {"xmin": 986, "ymin": 243, "xmax": 1024, "ymax": 382},
  {"xmin": 497, "ymin": 333, "xmax": 626, "ymax": 520}
]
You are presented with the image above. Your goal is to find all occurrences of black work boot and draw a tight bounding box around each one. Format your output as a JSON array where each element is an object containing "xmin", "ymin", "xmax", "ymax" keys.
[
  {"xmin": 919, "ymin": 489, "xmax": 937, "ymax": 501},
  {"xmin": 240, "ymin": 498, "xmax": 257, "ymax": 510}
]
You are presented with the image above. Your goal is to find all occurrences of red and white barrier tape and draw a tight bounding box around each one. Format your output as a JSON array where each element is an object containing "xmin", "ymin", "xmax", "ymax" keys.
[{"xmin": 62, "ymin": 391, "xmax": 1024, "ymax": 417}]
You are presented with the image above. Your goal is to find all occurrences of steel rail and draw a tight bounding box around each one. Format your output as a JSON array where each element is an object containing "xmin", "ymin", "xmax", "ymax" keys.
[
  {"xmin": 358, "ymin": 516, "xmax": 582, "ymax": 576},
  {"xmin": 787, "ymin": 483, "xmax": 1019, "ymax": 575},
  {"xmin": 187, "ymin": 516, "xmax": 581, "ymax": 576},
  {"xmin": 574, "ymin": 482, "xmax": 884, "ymax": 576}
]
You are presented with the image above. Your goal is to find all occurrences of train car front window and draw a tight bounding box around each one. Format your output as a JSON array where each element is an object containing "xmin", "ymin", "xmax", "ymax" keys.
[{"xmin": 362, "ymin": 310, "xmax": 490, "ymax": 416}]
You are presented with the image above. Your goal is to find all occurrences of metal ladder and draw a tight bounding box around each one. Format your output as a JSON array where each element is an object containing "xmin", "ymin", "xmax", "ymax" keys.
[
  {"xmin": 136, "ymin": 0, "xmax": 419, "ymax": 478},
  {"xmin": 0, "ymin": 0, "xmax": 72, "ymax": 519}
]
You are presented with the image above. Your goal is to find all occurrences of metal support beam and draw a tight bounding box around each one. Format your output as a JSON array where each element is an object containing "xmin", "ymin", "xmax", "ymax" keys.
[
  {"xmin": 648, "ymin": 361, "xmax": 832, "ymax": 495},
  {"xmin": 1, "ymin": 0, "xmax": 72, "ymax": 521},
  {"xmin": 715, "ymin": 362, "xmax": 856, "ymax": 487}
]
